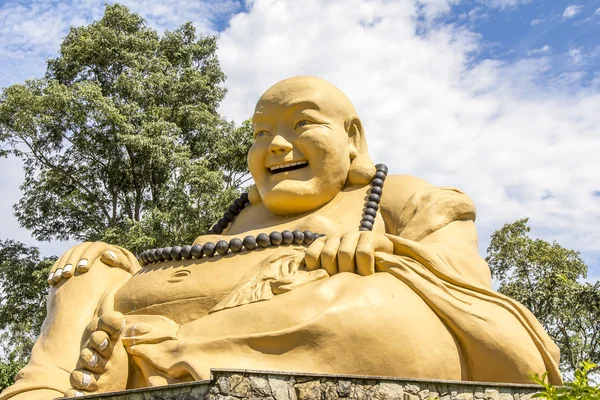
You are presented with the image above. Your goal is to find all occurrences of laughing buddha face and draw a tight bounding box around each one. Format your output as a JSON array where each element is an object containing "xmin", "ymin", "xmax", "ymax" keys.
[{"xmin": 248, "ymin": 76, "xmax": 369, "ymax": 216}]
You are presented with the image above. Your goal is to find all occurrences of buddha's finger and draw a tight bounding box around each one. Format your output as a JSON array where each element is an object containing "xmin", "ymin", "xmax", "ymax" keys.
[
  {"xmin": 305, "ymin": 237, "xmax": 326, "ymax": 271},
  {"xmin": 75, "ymin": 242, "xmax": 108, "ymax": 273},
  {"xmin": 79, "ymin": 347, "xmax": 107, "ymax": 374},
  {"xmin": 89, "ymin": 330, "xmax": 112, "ymax": 357},
  {"xmin": 338, "ymin": 232, "xmax": 360, "ymax": 274},
  {"xmin": 70, "ymin": 369, "xmax": 99, "ymax": 391},
  {"xmin": 97, "ymin": 311, "xmax": 126, "ymax": 337},
  {"xmin": 48, "ymin": 247, "xmax": 75, "ymax": 285},
  {"xmin": 100, "ymin": 249, "xmax": 132, "ymax": 272},
  {"xmin": 61, "ymin": 242, "xmax": 94, "ymax": 278},
  {"xmin": 355, "ymin": 235, "xmax": 376, "ymax": 276},
  {"xmin": 320, "ymin": 236, "xmax": 341, "ymax": 276}
]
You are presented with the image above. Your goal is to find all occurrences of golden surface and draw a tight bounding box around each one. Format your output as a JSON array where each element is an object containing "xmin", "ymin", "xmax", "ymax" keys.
[{"xmin": 0, "ymin": 77, "xmax": 562, "ymax": 400}]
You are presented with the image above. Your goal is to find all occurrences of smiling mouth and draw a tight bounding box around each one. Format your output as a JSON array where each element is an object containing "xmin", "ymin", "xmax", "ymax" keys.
[{"xmin": 269, "ymin": 161, "xmax": 309, "ymax": 174}]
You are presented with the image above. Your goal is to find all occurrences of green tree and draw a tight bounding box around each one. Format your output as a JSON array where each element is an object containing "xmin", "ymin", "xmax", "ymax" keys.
[
  {"xmin": 0, "ymin": 4, "xmax": 252, "ymax": 254},
  {"xmin": 487, "ymin": 218, "xmax": 600, "ymax": 375},
  {"xmin": 0, "ymin": 240, "xmax": 54, "ymax": 391}
]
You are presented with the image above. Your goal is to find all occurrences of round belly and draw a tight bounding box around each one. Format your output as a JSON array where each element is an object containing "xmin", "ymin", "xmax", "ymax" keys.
[
  {"xmin": 169, "ymin": 272, "xmax": 465, "ymax": 380},
  {"xmin": 114, "ymin": 246, "xmax": 300, "ymax": 325}
]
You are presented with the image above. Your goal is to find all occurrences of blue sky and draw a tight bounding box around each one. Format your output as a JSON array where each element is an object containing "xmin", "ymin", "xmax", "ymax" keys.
[
  {"xmin": 0, "ymin": 0, "xmax": 599, "ymax": 280},
  {"xmin": 448, "ymin": 0, "xmax": 600, "ymax": 86}
]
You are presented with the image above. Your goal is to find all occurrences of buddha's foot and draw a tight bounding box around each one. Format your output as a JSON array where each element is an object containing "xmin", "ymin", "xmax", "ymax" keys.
[
  {"xmin": 47, "ymin": 242, "xmax": 139, "ymax": 286},
  {"xmin": 64, "ymin": 312, "xmax": 129, "ymax": 397}
]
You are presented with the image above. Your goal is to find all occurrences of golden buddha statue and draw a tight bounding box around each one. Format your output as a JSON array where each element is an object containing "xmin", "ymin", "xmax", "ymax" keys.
[{"xmin": 0, "ymin": 76, "xmax": 562, "ymax": 400}]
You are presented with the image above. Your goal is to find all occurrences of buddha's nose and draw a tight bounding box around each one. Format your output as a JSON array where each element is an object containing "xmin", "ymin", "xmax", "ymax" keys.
[{"xmin": 268, "ymin": 135, "xmax": 293, "ymax": 155}]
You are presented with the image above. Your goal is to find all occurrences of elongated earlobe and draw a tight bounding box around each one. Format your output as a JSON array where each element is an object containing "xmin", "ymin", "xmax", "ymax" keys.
[
  {"xmin": 248, "ymin": 184, "xmax": 262, "ymax": 205},
  {"xmin": 345, "ymin": 115, "xmax": 375, "ymax": 185},
  {"xmin": 348, "ymin": 154, "xmax": 376, "ymax": 185}
]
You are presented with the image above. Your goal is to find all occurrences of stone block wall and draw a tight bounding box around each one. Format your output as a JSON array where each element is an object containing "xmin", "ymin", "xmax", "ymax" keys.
[{"xmin": 76, "ymin": 369, "xmax": 542, "ymax": 400}]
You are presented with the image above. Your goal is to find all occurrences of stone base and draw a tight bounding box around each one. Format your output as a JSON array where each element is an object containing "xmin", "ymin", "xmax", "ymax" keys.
[{"xmin": 74, "ymin": 369, "xmax": 542, "ymax": 400}]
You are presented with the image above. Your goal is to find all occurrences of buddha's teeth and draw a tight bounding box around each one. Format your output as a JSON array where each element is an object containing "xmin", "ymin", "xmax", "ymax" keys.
[{"xmin": 269, "ymin": 161, "xmax": 308, "ymax": 172}]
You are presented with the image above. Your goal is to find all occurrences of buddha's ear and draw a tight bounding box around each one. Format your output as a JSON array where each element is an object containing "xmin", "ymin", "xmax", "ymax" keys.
[
  {"xmin": 345, "ymin": 115, "xmax": 375, "ymax": 186},
  {"xmin": 248, "ymin": 184, "xmax": 262, "ymax": 205}
]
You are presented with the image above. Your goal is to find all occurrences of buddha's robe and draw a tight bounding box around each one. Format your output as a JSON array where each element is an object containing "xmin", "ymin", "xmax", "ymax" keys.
[{"xmin": 120, "ymin": 187, "xmax": 562, "ymax": 387}]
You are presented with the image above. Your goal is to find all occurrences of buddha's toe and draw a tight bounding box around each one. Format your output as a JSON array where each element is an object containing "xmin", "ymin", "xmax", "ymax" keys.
[
  {"xmin": 79, "ymin": 347, "xmax": 107, "ymax": 373},
  {"xmin": 64, "ymin": 388, "xmax": 86, "ymax": 397},
  {"xmin": 70, "ymin": 369, "xmax": 98, "ymax": 391},
  {"xmin": 89, "ymin": 330, "xmax": 111, "ymax": 356},
  {"xmin": 97, "ymin": 311, "xmax": 126, "ymax": 337}
]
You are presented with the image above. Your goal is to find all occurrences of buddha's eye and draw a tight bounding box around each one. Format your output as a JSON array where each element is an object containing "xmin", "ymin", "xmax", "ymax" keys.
[
  {"xmin": 295, "ymin": 120, "xmax": 310, "ymax": 129},
  {"xmin": 255, "ymin": 130, "xmax": 270, "ymax": 138}
]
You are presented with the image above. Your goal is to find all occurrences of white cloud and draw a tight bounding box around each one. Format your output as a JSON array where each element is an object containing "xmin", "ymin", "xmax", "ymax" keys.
[
  {"xmin": 530, "ymin": 18, "xmax": 544, "ymax": 25},
  {"xmin": 0, "ymin": 0, "xmax": 599, "ymax": 280},
  {"xmin": 0, "ymin": 0, "xmax": 242, "ymax": 89},
  {"xmin": 568, "ymin": 46, "xmax": 584, "ymax": 66},
  {"xmin": 562, "ymin": 5, "xmax": 583, "ymax": 19},
  {"xmin": 477, "ymin": 0, "xmax": 532, "ymax": 8},
  {"xmin": 526, "ymin": 44, "xmax": 551, "ymax": 56},
  {"xmin": 216, "ymin": 0, "xmax": 600, "ymax": 271}
]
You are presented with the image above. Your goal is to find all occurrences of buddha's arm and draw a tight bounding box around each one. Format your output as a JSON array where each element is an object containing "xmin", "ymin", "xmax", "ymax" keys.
[{"xmin": 0, "ymin": 243, "xmax": 138, "ymax": 400}]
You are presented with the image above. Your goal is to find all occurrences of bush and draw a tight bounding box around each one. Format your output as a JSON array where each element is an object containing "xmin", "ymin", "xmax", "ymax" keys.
[{"xmin": 531, "ymin": 361, "xmax": 599, "ymax": 399}]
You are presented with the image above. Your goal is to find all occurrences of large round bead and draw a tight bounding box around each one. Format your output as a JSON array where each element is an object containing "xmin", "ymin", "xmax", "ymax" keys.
[
  {"xmin": 375, "ymin": 171, "xmax": 387, "ymax": 181},
  {"xmin": 364, "ymin": 208, "xmax": 377, "ymax": 217},
  {"xmin": 223, "ymin": 211, "xmax": 235, "ymax": 222},
  {"xmin": 269, "ymin": 231, "xmax": 283, "ymax": 246},
  {"xmin": 154, "ymin": 248, "xmax": 165, "ymax": 263},
  {"xmin": 170, "ymin": 246, "xmax": 183, "ymax": 261},
  {"xmin": 181, "ymin": 245, "xmax": 193, "ymax": 260},
  {"xmin": 292, "ymin": 230, "xmax": 305, "ymax": 245},
  {"xmin": 372, "ymin": 178, "xmax": 384, "ymax": 187},
  {"xmin": 217, "ymin": 218, "xmax": 228, "ymax": 228},
  {"xmin": 229, "ymin": 238, "xmax": 243, "ymax": 253},
  {"xmin": 303, "ymin": 231, "xmax": 315, "ymax": 245},
  {"xmin": 375, "ymin": 164, "xmax": 388, "ymax": 174},
  {"xmin": 162, "ymin": 247, "xmax": 173, "ymax": 261},
  {"xmin": 360, "ymin": 221, "xmax": 374, "ymax": 230},
  {"xmin": 370, "ymin": 186, "xmax": 383, "ymax": 196},
  {"xmin": 234, "ymin": 198, "xmax": 246, "ymax": 209},
  {"xmin": 147, "ymin": 250, "xmax": 156, "ymax": 263},
  {"xmin": 256, "ymin": 233, "xmax": 270, "ymax": 248},
  {"xmin": 211, "ymin": 224, "xmax": 224, "ymax": 234},
  {"xmin": 240, "ymin": 192, "xmax": 249, "ymax": 202},
  {"xmin": 229, "ymin": 204, "xmax": 240, "ymax": 215},
  {"xmin": 203, "ymin": 242, "xmax": 216, "ymax": 257},
  {"xmin": 362, "ymin": 214, "xmax": 375, "ymax": 224},
  {"xmin": 191, "ymin": 244, "xmax": 203, "ymax": 259},
  {"xmin": 281, "ymin": 230, "xmax": 294, "ymax": 245},
  {"xmin": 368, "ymin": 193, "xmax": 381, "ymax": 203},
  {"xmin": 243, "ymin": 236, "xmax": 257, "ymax": 250},
  {"xmin": 366, "ymin": 201, "xmax": 379, "ymax": 211},
  {"xmin": 216, "ymin": 240, "xmax": 229, "ymax": 255}
]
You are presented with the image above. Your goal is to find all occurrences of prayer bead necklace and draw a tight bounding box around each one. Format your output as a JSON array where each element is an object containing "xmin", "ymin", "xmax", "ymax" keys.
[{"xmin": 138, "ymin": 164, "xmax": 388, "ymax": 267}]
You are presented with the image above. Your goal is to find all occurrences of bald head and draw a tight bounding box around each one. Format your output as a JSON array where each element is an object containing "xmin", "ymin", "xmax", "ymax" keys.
[{"xmin": 254, "ymin": 76, "xmax": 358, "ymax": 127}]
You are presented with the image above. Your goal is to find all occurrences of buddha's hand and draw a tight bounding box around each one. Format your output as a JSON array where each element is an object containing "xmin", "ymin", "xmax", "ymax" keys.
[
  {"xmin": 304, "ymin": 231, "xmax": 394, "ymax": 276},
  {"xmin": 47, "ymin": 242, "xmax": 140, "ymax": 286},
  {"xmin": 64, "ymin": 312, "xmax": 129, "ymax": 397}
]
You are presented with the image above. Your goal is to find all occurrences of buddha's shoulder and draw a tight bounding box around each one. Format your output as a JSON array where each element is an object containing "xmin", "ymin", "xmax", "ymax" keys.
[
  {"xmin": 379, "ymin": 175, "xmax": 432, "ymax": 226},
  {"xmin": 383, "ymin": 174, "xmax": 432, "ymax": 194}
]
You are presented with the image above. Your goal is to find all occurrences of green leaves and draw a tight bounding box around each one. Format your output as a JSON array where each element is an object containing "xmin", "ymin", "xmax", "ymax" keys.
[
  {"xmin": 0, "ymin": 4, "xmax": 251, "ymax": 253},
  {"xmin": 531, "ymin": 361, "xmax": 599, "ymax": 399},
  {"xmin": 0, "ymin": 240, "xmax": 53, "ymax": 363},
  {"xmin": 487, "ymin": 219, "xmax": 600, "ymax": 375}
]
